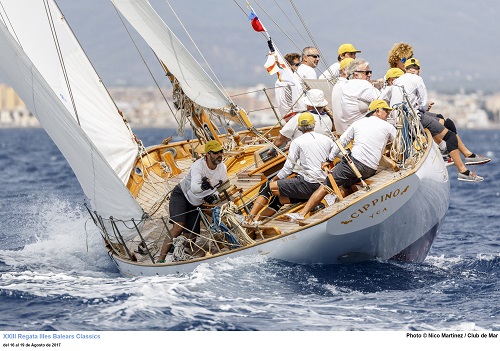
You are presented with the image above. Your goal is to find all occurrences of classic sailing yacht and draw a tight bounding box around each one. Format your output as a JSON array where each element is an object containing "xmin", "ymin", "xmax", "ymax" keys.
[{"xmin": 0, "ymin": 0, "xmax": 449, "ymax": 276}]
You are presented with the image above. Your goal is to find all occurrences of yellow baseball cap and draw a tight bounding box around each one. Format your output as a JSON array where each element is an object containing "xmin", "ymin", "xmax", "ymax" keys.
[
  {"xmin": 298, "ymin": 112, "xmax": 315, "ymax": 126},
  {"xmin": 369, "ymin": 100, "xmax": 393, "ymax": 111},
  {"xmin": 204, "ymin": 140, "xmax": 223, "ymax": 153},
  {"xmin": 340, "ymin": 57, "xmax": 354, "ymax": 70},
  {"xmin": 338, "ymin": 43, "xmax": 361, "ymax": 55},
  {"xmin": 404, "ymin": 57, "xmax": 420, "ymax": 68},
  {"xmin": 385, "ymin": 68, "xmax": 404, "ymax": 80}
]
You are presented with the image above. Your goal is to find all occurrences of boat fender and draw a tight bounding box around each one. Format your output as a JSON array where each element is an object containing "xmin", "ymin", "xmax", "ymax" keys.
[
  {"xmin": 443, "ymin": 118, "xmax": 457, "ymax": 133},
  {"xmin": 258, "ymin": 181, "xmax": 272, "ymax": 199},
  {"xmin": 442, "ymin": 130, "xmax": 458, "ymax": 152}
]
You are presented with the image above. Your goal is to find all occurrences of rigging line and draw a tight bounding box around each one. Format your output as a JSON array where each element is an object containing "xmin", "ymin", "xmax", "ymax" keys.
[
  {"xmin": 164, "ymin": 0, "xmax": 234, "ymax": 105},
  {"xmin": 271, "ymin": 0, "xmax": 309, "ymax": 46},
  {"xmin": 110, "ymin": 2, "xmax": 180, "ymax": 129},
  {"xmin": 288, "ymin": 0, "xmax": 329, "ymax": 71},
  {"xmin": 253, "ymin": 0, "xmax": 304, "ymax": 53},
  {"xmin": 0, "ymin": 3, "xmax": 22, "ymax": 49},
  {"xmin": 150, "ymin": 50, "xmax": 181, "ymax": 126},
  {"xmin": 43, "ymin": 0, "xmax": 80, "ymax": 126},
  {"xmin": 51, "ymin": 1, "xmax": 135, "ymax": 134}
]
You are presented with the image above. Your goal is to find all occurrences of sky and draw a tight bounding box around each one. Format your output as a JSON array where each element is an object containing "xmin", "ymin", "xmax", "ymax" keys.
[{"xmin": 9, "ymin": 0, "xmax": 500, "ymax": 93}]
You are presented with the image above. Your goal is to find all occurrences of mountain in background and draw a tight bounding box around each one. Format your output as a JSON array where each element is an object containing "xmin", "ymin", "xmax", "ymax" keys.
[{"xmin": 8, "ymin": 0, "xmax": 500, "ymax": 93}]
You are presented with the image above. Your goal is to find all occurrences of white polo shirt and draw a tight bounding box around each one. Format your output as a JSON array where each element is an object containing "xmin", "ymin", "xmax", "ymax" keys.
[
  {"xmin": 340, "ymin": 79, "xmax": 380, "ymax": 131},
  {"xmin": 391, "ymin": 73, "xmax": 429, "ymax": 112},
  {"xmin": 179, "ymin": 157, "xmax": 228, "ymax": 206},
  {"xmin": 319, "ymin": 62, "xmax": 340, "ymax": 81},
  {"xmin": 331, "ymin": 77, "xmax": 348, "ymax": 133},
  {"xmin": 277, "ymin": 131, "xmax": 334, "ymax": 183},
  {"xmin": 296, "ymin": 63, "xmax": 317, "ymax": 80},
  {"xmin": 328, "ymin": 116, "xmax": 396, "ymax": 171}
]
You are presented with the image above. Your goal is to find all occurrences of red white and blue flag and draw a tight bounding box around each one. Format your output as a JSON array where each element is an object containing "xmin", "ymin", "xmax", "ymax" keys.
[
  {"xmin": 246, "ymin": 2, "xmax": 292, "ymax": 82},
  {"xmin": 248, "ymin": 10, "xmax": 266, "ymax": 32}
]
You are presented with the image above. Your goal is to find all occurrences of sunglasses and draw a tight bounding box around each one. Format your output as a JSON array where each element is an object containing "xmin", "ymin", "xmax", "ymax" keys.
[
  {"xmin": 400, "ymin": 57, "xmax": 407, "ymax": 63},
  {"xmin": 307, "ymin": 54, "xmax": 320, "ymax": 59},
  {"xmin": 291, "ymin": 62, "xmax": 301, "ymax": 67},
  {"xmin": 210, "ymin": 150, "xmax": 223, "ymax": 155},
  {"xmin": 356, "ymin": 70, "xmax": 372, "ymax": 75}
]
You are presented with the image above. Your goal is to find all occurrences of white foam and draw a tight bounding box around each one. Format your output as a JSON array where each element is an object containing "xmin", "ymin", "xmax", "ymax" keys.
[{"xmin": 0, "ymin": 195, "xmax": 112, "ymax": 276}]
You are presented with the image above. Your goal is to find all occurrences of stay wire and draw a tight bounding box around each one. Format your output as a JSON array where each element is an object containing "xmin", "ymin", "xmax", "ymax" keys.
[
  {"xmin": 288, "ymin": 0, "xmax": 330, "ymax": 71},
  {"xmin": 253, "ymin": 0, "xmax": 305, "ymax": 52},
  {"xmin": 43, "ymin": 0, "xmax": 80, "ymax": 126},
  {"xmin": 164, "ymin": 0, "xmax": 235, "ymax": 107},
  {"xmin": 111, "ymin": 1, "xmax": 179, "ymax": 130}
]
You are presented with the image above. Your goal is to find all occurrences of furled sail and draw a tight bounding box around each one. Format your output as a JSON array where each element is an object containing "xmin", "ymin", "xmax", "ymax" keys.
[
  {"xmin": 111, "ymin": 0, "xmax": 232, "ymax": 110},
  {"xmin": 0, "ymin": 0, "xmax": 138, "ymax": 184}
]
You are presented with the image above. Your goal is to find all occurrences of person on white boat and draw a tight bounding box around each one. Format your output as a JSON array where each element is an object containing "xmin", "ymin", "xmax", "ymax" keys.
[
  {"xmin": 268, "ymin": 88, "xmax": 333, "ymax": 155},
  {"xmin": 388, "ymin": 59, "xmax": 489, "ymax": 181},
  {"xmin": 287, "ymin": 100, "xmax": 396, "ymax": 222},
  {"xmin": 331, "ymin": 57, "xmax": 354, "ymax": 133},
  {"xmin": 338, "ymin": 58, "xmax": 381, "ymax": 133},
  {"xmin": 403, "ymin": 58, "xmax": 490, "ymax": 168},
  {"xmin": 387, "ymin": 42, "xmax": 414, "ymax": 71},
  {"xmin": 247, "ymin": 112, "xmax": 335, "ymax": 224},
  {"xmin": 274, "ymin": 52, "xmax": 305, "ymax": 118},
  {"xmin": 158, "ymin": 140, "xmax": 228, "ymax": 262},
  {"xmin": 319, "ymin": 43, "xmax": 360, "ymax": 82},
  {"xmin": 296, "ymin": 46, "xmax": 319, "ymax": 83}
]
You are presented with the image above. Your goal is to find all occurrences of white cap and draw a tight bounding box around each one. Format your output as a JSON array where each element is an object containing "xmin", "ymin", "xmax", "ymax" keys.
[{"xmin": 301, "ymin": 89, "xmax": 328, "ymax": 107}]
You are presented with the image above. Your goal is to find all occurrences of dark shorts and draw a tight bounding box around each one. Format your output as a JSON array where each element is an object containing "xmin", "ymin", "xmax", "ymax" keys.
[
  {"xmin": 420, "ymin": 111, "xmax": 445, "ymax": 137},
  {"xmin": 277, "ymin": 175, "xmax": 320, "ymax": 202},
  {"xmin": 169, "ymin": 185, "xmax": 200, "ymax": 234},
  {"xmin": 326, "ymin": 157, "xmax": 377, "ymax": 189}
]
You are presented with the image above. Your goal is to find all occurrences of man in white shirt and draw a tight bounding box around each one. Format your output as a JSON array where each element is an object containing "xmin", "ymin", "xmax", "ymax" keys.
[
  {"xmin": 339, "ymin": 58, "xmax": 380, "ymax": 133},
  {"xmin": 274, "ymin": 52, "xmax": 304, "ymax": 117},
  {"xmin": 387, "ymin": 42, "xmax": 414, "ymax": 70},
  {"xmin": 158, "ymin": 140, "xmax": 228, "ymax": 262},
  {"xmin": 296, "ymin": 46, "xmax": 320, "ymax": 82},
  {"xmin": 389, "ymin": 59, "xmax": 488, "ymax": 181},
  {"xmin": 331, "ymin": 57, "xmax": 354, "ymax": 133},
  {"xmin": 269, "ymin": 89, "xmax": 333, "ymax": 155},
  {"xmin": 247, "ymin": 113, "xmax": 335, "ymax": 224},
  {"xmin": 320, "ymin": 43, "xmax": 360, "ymax": 82},
  {"xmin": 288, "ymin": 100, "xmax": 396, "ymax": 221}
]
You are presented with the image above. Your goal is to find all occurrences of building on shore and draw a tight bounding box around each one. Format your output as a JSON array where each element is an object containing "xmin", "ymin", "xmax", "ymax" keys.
[
  {"xmin": 1, "ymin": 83, "xmax": 499, "ymax": 129},
  {"xmin": 0, "ymin": 84, "xmax": 38, "ymax": 127}
]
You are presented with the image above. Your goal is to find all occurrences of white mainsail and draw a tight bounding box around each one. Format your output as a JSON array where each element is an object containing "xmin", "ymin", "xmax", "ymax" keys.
[
  {"xmin": 111, "ymin": 0, "xmax": 232, "ymax": 110},
  {"xmin": 0, "ymin": 0, "xmax": 138, "ymax": 184}
]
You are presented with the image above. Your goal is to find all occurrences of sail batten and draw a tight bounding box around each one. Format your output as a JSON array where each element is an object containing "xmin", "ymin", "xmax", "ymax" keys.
[{"xmin": 112, "ymin": 0, "xmax": 232, "ymax": 110}]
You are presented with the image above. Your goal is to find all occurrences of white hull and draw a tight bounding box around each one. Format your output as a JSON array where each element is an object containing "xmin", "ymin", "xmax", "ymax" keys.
[{"xmin": 112, "ymin": 143, "xmax": 449, "ymax": 277}]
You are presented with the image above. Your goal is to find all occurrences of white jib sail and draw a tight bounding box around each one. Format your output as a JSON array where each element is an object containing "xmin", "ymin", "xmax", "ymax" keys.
[
  {"xmin": 112, "ymin": 0, "xmax": 232, "ymax": 109},
  {"xmin": 0, "ymin": 0, "xmax": 138, "ymax": 184},
  {"xmin": 0, "ymin": 23, "xmax": 144, "ymax": 239},
  {"xmin": 0, "ymin": 2, "xmax": 144, "ymax": 240}
]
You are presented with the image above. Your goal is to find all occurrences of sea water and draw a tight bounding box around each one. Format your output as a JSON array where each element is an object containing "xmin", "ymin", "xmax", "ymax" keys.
[{"xmin": 0, "ymin": 128, "xmax": 499, "ymax": 334}]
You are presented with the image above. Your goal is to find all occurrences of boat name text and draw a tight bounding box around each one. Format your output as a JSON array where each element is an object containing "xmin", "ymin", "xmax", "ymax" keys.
[{"xmin": 349, "ymin": 185, "xmax": 410, "ymax": 220}]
